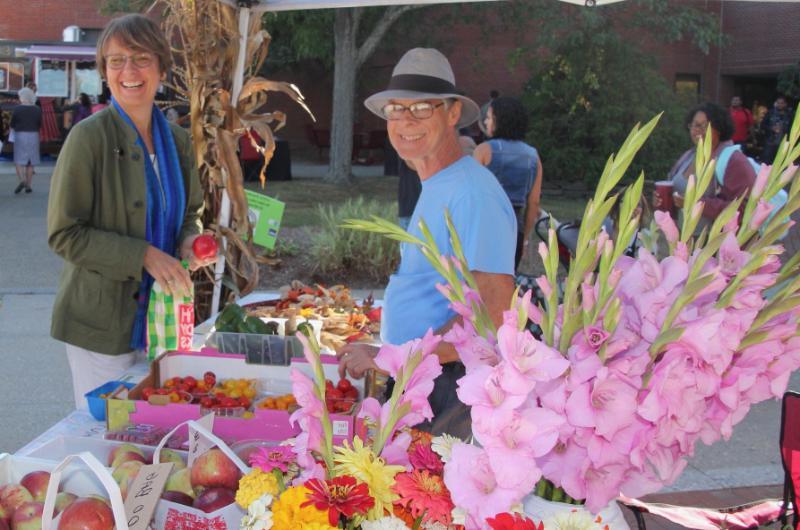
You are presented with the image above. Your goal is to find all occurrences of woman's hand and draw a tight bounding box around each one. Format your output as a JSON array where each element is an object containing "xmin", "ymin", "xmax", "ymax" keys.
[
  {"xmin": 337, "ymin": 343, "xmax": 381, "ymax": 380},
  {"xmin": 180, "ymin": 234, "xmax": 218, "ymax": 272},
  {"xmin": 652, "ymin": 190, "xmax": 663, "ymax": 209},
  {"xmin": 143, "ymin": 245, "xmax": 192, "ymax": 297}
]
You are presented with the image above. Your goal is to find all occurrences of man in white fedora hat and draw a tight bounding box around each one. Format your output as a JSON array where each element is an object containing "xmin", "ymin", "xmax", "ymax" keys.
[{"xmin": 338, "ymin": 48, "xmax": 516, "ymax": 437}]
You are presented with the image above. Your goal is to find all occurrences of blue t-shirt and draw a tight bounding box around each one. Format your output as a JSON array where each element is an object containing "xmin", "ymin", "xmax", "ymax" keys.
[{"xmin": 382, "ymin": 156, "xmax": 516, "ymax": 345}]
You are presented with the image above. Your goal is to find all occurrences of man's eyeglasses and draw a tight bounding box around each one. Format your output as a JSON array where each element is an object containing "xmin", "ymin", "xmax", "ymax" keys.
[
  {"xmin": 105, "ymin": 53, "xmax": 155, "ymax": 70},
  {"xmin": 381, "ymin": 101, "xmax": 445, "ymax": 120}
]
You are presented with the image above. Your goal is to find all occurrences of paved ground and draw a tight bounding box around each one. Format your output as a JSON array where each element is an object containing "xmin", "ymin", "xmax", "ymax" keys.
[{"xmin": 0, "ymin": 159, "xmax": 796, "ymax": 494}]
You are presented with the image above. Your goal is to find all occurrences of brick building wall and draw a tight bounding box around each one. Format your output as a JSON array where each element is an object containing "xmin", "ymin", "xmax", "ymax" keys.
[{"xmin": 0, "ymin": 0, "xmax": 111, "ymax": 41}]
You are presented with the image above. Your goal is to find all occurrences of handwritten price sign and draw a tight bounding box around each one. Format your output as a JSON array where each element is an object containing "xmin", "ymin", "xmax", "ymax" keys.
[{"xmin": 124, "ymin": 462, "xmax": 174, "ymax": 530}]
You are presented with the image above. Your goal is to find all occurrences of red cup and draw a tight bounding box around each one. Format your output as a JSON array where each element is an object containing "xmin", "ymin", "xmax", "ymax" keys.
[{"xmin": 654, "ymin": 180, "xmax": 674, "ymax": 212}]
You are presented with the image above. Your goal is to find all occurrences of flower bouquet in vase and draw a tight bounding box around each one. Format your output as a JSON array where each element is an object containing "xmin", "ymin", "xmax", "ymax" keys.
[{"xmin": 344, "ymin": 109, "xmax": 800, "ymax": 529}]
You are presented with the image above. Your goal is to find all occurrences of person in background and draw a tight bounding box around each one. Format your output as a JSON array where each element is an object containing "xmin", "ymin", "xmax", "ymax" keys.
[
  {"xmin": 47, "ymin": 14, "xmax": 213, "ymax": 409},
  {"xmin": 477, "ymin": 89, "xmax": 499, "ymax": 137},
  {"xmin": 339, "ymin": 48, "xmax": 516, "ymax": 438},
  {"xmin": 760, "ymin": 96, "xmax": 793, "ymax": 164},
  {"xmin": 92, "ymin": 89, "xmax": 109, "ymax": 114},
  {"xmin": 73, "ymin": 93, "xmax": 92, "ymax": 125},
  {"xmin": 729, "ymin": 96, "xmax": 752, "ymax": 146},
  {"xmin": 473, "ymin": 96, "xmax": 542, "ymax": 270},
  {"xmin": 10, "ymin": 87, "xmax": 42, "ymax": 194},
  {"xmin": 654, "ymin": 101, "xmax": 756, "ymax": 224}
]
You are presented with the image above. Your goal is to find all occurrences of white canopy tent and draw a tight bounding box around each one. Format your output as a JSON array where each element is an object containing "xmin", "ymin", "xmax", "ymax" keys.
[{"xmin": 209, "ymin": 0, "xmax": 790, "ymax": 310}]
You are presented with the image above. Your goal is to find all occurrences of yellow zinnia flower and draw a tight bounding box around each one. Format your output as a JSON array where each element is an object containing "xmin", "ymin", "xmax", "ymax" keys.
[
  {"xmin": 272, "ymin": 485, "xmax": 329, "ymax": 530},
  {"xmin": 332, "ymin": 437, "xmax": 405, "ymax": 520},
  {"xmin": 236, "ymin": 468, "xmax": 280, "ymax": 509}
]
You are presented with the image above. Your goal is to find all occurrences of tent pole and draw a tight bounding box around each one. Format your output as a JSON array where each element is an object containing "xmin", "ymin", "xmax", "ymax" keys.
[{"xmin": 211, "ymin": 4, "xmax": 251, "ymax": 314}]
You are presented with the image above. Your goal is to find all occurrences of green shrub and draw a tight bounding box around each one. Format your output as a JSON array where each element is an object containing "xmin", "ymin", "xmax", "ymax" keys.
[
  {"xmin": 522, "ymin": 18, "xmax": 690, "ymax": 188},
  {"xmin": 307, "ymin": 197, "xmax": 400, "ymax": 282}
]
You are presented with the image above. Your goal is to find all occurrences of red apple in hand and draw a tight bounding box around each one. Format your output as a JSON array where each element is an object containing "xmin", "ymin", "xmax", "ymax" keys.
[
  {"xmin": 190, "ymin": 449, "xmax": 241, "ymax": 492},
  {"xmin": 11, "ymin": 501, "xmax": 42, "ymax": 530},
  {"xmin": 57, "ymin": 497, "xmax": 113, "ymax": 530},
  {"xmin": 192, "ymin": 235, "xmax": 218, "ymax": 261}
]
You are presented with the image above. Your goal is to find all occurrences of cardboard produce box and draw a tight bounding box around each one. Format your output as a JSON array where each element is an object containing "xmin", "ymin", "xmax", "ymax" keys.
[{"xmin": 107, "ymin": 349, "xmax": 364, "ymax": 445}]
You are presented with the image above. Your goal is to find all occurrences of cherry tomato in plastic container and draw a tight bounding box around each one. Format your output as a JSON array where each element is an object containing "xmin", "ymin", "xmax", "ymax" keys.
[{"xmin": 192, "ymin": 234, "xmax": 219, "ymax": 260}]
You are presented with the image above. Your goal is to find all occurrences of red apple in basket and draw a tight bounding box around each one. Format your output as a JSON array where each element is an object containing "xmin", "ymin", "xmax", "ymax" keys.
[
  {"xmin": 108, "ymin": 443, "xmax": 147, "ymax": 468},
  {"xmin": 158, "ymin": 449, "xmax": 186, "ymax": 471},
  {"xmin": 192, "ymin": 488, "xmax": 235, "ymax": 513},
  {"xmin": 160, "ymin": 491, "xmax": 194, "ymax": 507},
  {"xmin": 10, "ymin": 501, "xmax": 42, "ymax": 530},
  {"xmin": 57, "ymin": 497, "xmax": 114, "ymax": 530},
  {"xmin": 0, "ymin": 485, "xmax": 33, "ymax": 515},
  {"xmin": 0, "ymin": 501, "xmax": 11, "ymax": 525},
  {"xmin": 165, "ymin": 468, "xmax": 194, "ymax": 499},
  {"xmin": 20, "ymin": 471, "xmax": 55, "ymax": 503},
  {"xmin": 112, "ymin": 460, "xmax": 143, "ymax": 500},
  {"xmin": 54, "ymin": 492, "xmax": 77, "ymax": 516},
  {"xmin": 190, "ymin": 449, "xmax": 240, "ymax": 492}
]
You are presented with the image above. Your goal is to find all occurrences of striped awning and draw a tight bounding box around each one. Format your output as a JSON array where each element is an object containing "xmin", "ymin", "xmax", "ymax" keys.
[{"xmin": 22, "ymin": 45, "xmax": 96, "ymax": 62}]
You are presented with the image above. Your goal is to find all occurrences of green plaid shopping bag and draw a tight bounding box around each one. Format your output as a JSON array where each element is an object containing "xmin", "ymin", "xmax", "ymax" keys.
[{"xmin": 147, "ymin": 280, "xmax": 195, "ymax": 360}]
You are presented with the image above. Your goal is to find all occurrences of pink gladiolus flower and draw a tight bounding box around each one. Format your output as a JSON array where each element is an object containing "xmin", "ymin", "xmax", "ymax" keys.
[
  {"xmin": 290, "ymin": 368, "xmax": 324, "ymax": 419},
  {"xmin": 780, "ymin": 164, "xmax": 797, "ymax": 187},
  {"xmin": 718, "ymin": 233, "xmax": 751, "ymax": 278},
  {"xmin": 443, "ymin": 443, "xmax": 525, "ymax": 530},
  {"xmin": 538, "ymin": 241, "xmax": 549, "ymax": 263},
  {"xmin": 565, "ymin": 367, "xmax": 638, "ymax": 439},
  {"xmin": 536, "ymin": 276, "xmax": 554, "ymax": 300},
  {"xmin": 584, "ymin": 326, "xmax": 609, "ymax": 350},
  {"xmin": 444, "ymin": 322, "xmax": 500, "ymax": 370},
  {"xmin": 749, "ymin": 200, "xmax": 774, "ymax": 230},
  {"xmin": 381, "ymin": 430, "xmax": 412, "ymax": 467},
  {"xmin": 581, "ymin": 281, "xmax": 596, "ymax": 313},
  {"xmin": 751, "ymin": 163, "xmax": 771, "ymax": 197},
  {"xmin": 654, "ymin": 210, "xmax": 679, "ymax": 245},
  {"xmin": 375, "ymin": 329, "xmax": 441, "ymax": 378},
  {"xmin": 495, "ymin": 325, "xmax": 569, "ymax": 395}
]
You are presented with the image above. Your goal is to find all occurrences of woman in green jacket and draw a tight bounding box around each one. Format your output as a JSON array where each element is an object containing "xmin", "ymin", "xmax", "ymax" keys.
[{"xmin": 47, "ymin": 14, "xmax": 211, "ymax": 408}]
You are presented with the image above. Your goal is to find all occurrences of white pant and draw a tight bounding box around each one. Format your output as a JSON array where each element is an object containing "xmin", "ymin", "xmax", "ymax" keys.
[{"xmin": 65, "ymin": 344, "xmax": 139, "ymax": 410}]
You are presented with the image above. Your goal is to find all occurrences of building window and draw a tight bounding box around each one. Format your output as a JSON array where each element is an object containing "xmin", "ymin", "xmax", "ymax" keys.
[
  {"xmin": 36, "ymin": 59, "xmax": 68, "ymax": 97},
  {"xmin": 675, "ymin": 74, "xmax": 701, "ymax": 101},
  {"xmin": 0, "ymin": 63, "xmax": 23, "ymax": 91}
]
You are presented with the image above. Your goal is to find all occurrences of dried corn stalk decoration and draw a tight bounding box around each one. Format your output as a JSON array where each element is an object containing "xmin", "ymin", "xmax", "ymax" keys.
[{"xmin": 160, "ymin": 0, "xmax": 314, "ymax": 320}]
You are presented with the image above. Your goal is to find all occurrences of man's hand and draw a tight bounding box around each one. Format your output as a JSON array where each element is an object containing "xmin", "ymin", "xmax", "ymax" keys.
[{"xmin": 337, "ymin": 343, "xmax": 381, "ymax": 379}]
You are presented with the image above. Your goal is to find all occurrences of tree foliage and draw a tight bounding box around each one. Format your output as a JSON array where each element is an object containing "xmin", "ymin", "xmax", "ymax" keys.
[{"xmin": 509, "ymin": 0, "xmax": 721, "ymax": 187}]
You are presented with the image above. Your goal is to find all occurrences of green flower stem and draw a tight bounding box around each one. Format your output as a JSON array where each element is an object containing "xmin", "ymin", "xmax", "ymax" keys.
[
  {"xmin": 302, "ymin": 331, "xmax": 335, "ymax": 474},
  {"xmin": 370, "ymin": 350, "xmax": 422, "ymax": 456}
]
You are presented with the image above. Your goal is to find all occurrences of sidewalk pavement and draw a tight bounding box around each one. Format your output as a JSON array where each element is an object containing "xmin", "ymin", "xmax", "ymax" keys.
[{"xmin": 0, "ymin": 159, "xmax": 796, "ymax": 494}]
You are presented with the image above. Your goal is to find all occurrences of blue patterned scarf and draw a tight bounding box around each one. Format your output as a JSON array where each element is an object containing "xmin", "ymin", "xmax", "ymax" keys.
[{"xmin": 112, "ymin": 99, "xmax": 186, "ymax": 350}]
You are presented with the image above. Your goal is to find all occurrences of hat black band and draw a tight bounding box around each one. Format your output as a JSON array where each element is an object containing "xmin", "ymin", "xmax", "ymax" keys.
[{"xmin": 387, "ymin": 74, "xmax": 456, "ymax": 95}]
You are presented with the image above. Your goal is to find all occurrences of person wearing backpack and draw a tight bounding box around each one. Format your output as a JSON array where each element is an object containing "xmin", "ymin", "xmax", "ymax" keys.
[{"xmin": 654, "ymin": 102, "xmax": 756, "ymax": 225}]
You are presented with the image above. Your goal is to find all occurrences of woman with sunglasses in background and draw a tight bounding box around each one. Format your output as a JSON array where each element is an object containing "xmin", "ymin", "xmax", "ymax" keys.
[
  {"xmin": 655, "ymin": 102, "xmax": 756, "ymax": 228},
  {"xmin": 47, "ymin": 14, "xmax": 213, "ymax": 408}
]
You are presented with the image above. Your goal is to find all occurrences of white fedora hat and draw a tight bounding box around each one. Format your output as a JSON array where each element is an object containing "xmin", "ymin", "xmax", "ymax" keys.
[{"xmin": 364, "ymin": 48, "xmax": 480, "ymax": 129}]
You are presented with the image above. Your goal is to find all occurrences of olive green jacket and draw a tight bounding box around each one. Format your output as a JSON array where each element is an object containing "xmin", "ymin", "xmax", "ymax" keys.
[{"xmin": 47, "ymin": 106, "xmax": 204, "ymax": 354}]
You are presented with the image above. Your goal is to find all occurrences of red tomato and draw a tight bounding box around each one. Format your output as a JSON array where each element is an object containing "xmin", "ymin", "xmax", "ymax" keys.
[
  {"xmin": 183, "ymin": 376, "xmax": 197, "ymax": 389},
  {"xmin": 337, "ymin": 378, "xmax": 353, "ymax": 392},
  {"xmin": 200, "ymin": 396, "xmax": 215, "ymax": 408},
  {"xmin": 344, "ymin": 388, "xmax": 359, "ymax": 400},
  {"xmin": 204, "ymin": 371, "xmax": 217, "ymax": 386},
  {"xmin": 141, "ymin": 387, "xmax": 156, "ymax": 400},
  {"xmin": 192, "ymin": 235, "xmax": 219, "ymax": 260}
]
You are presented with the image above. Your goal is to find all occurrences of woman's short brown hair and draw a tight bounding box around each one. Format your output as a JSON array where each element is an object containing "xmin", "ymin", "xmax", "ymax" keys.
[{"xmin": 96, "ymin": 14, "xmax": 171, "ymax": 80}]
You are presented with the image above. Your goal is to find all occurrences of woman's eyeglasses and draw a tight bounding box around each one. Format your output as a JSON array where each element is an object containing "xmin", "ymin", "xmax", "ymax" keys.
[
  {"xmin": 381, "ymin": 101, "xmax": 444, "ymax": 120},
  {"xmin": 105, "ymin": 53, "xmax": 155, "ymax": 70},
  {"xmin": 688, "ymin": 121, "xmax": 709, "ymax": 131}
]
